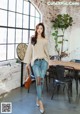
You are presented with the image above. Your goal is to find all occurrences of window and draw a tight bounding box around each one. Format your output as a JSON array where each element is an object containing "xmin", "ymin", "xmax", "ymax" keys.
[
  {"xmin": 24, "ymin": 1, "xmax": 29, "ymax": 15},
  {"xmin": 7, "ymin": 45, "xmax": 14, "ymax": 59},
  {"xmin": 9, "ymin": 0, "xmax": 15, "ymax": 11},
  {"xmin": 23, "ymin": 15, "xmax": 28, "ymax": 28},
  {"xmin": 23, "ymin": 30, "xmax": 28, "ymax": 43},
  {"xmin": 16, "ymin": 29, "xmax": 22, "ymax": 43},
  {"xmin": 8, "ymin": 12, "xmax": 15, "ymax": 27},
  {"xmin": 8, "ymin": 29, "xmax": 15, "ymax": 43},
  {"xmin": 30, "ymin": 4, "xmax": 35, "ymax": 16},
  {"xmin": 0, "ymin": 45, "xmax": 6, "ymax": 61},
  {"xmin": 17, "ymin": 0, "xmax": 23, "ymax": 13},
  {"xmin": 0, "ymin": 0, "xmax": 41, "ymax": 61},
  {"xmin": 0, "ymin": 28, "xmax": 7, "ymax": 43},
  {"xmin": 0, "ymin": 0, "xmax": 7, "ymax": 9},
  {"xmin": 30, "ymin": 30, "xmax": 35, "ymax": 38},
  {"xmin": 16, "ymin": 14, "xmax": 22, "ymax": 27},
  {"xmin": 30, "ymin": 17, "xmax": 35, "ymax": 29},
  {"xmin": 0, "ymin": 10, "xmax": 7, "ymax": 26}
]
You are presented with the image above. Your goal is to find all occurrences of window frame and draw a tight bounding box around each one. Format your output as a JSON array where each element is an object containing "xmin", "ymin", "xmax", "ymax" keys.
[{"xmin": 0, "ymin": 0, "xmax": 41, "ymax": 61}]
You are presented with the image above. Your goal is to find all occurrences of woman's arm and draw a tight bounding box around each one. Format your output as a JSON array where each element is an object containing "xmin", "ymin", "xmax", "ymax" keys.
[
  {"xmin": 44, "ymin": 39, "xmax": 50, "ymax": 62},
  {"xmin": 23, "ymin": 43, "xmax": 32, "ymax": 65}
]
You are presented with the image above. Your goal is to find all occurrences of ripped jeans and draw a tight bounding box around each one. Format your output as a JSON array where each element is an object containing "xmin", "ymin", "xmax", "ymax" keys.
[{"xmin": 32, "ymin": 59, "xmax": 48, "ymax": 101}]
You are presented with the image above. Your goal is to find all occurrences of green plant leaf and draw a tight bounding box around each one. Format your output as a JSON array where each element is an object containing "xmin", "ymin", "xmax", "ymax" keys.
[
  {"xmin": 52, "ymin": 33, "xmax": 56, "ymax": 36},
  {"xmin": 58, "ymin": 41, "xmax": 63, "ymax": 44}
]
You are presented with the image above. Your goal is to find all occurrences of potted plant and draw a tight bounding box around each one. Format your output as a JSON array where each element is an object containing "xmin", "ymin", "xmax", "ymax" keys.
[{"xmin": 52, "ymin": 14, "xmax": 73, "ymax": 60}]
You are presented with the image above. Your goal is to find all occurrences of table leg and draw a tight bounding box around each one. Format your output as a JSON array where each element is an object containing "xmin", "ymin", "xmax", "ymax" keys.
[
  {"xmin": 21, "ymin": 62, "xmax": 23, "ymax": 87},
  {"xmin": 75, "ymin": 71, "xmax": 78, "ymax": 95}
]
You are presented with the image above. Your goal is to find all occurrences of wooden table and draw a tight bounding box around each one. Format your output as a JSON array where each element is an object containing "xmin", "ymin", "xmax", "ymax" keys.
[
  {"xmin": 49, "ymin": 60, "xmax": 80, "ymax": 71},
  {"xmin": 49, "ymin": 60, "xmax": 80, "ymax": 95}
]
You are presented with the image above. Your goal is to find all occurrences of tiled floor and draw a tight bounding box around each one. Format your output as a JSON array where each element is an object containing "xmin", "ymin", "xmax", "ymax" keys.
[{"xmin": 0, "ymin": 80, "xmax": 80, "ymax": 114}]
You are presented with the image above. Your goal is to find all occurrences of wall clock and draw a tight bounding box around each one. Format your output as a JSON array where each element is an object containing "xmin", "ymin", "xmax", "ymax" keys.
[{"xmin": 17, "ymin": 43, "xmax": 28, "ymax": 61}]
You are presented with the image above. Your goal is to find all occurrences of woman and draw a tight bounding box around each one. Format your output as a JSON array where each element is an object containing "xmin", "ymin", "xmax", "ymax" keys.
[{"xmin": 23, "ymin": 23, "xmax": 49, "ymax": 113}]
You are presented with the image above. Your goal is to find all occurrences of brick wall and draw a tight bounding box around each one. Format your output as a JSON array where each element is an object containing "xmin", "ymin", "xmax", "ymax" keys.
[{"xmin": 31, "ymin": 0, "xmax": 80, "ymax": 57}]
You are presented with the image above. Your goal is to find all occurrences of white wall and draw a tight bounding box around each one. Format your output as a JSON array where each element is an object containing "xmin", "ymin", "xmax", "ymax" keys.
[
  {"xmin": 0, "ymin": 61, "xmax": 27, "ymax": 95},
  {"xmin": 69, "ymin": 27, "xmax": 80, "ymax": 60}
]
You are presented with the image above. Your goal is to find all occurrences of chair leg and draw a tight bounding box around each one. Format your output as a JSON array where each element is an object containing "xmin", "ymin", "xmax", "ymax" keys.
[
  {"xmin": 57, "ymin": 85, "xmax": 60, "ymax": 94},
  {"xmin": 74, "ymin": 71, "xmax": 79, "ymax": 95},
  {"xmin": 49, "ymin": 75, "xmax": 51, "ymax": 83},
  {"xmin": 67, "ymin": 81, "xmax": 72, "ymax": 103},
  {"xmin": 63, "ymin": 85, "xmax": 66, "ymax": 92},
  {"xmin": 51, "ymin": 84, "xmax": 56, "ymax": 100},
  {"xmin": 66, "ymin": 83, "xmax": 69, "ymax": 102},
  {"xmin": 68, "ymin": 81, "xmax": 72, "ymax": 93},
  {"xmin": 70, "ymin": 81, "xmax": 72, "ymax": 97},
  {"xmin": 75, "ymin": 78, "xmax": 78, "ymax": 95},
  {"xmin": 45, "ymin": 75, "xmax": 48, "ymax": 92}
]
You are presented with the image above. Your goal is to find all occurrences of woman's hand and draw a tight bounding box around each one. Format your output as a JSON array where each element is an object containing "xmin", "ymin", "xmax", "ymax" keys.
[
  {"xmin": 26, "ymin": 64, "xmax": 31, "ymax": 77},
  {"xmin": 26, "ymin": 64, "xmax": 30, "ymax": 70}
]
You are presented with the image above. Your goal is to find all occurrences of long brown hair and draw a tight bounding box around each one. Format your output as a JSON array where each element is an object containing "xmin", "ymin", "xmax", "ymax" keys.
[{"xmin": 31, "ymin": 23, "xmax": 45, "ymax": 45}]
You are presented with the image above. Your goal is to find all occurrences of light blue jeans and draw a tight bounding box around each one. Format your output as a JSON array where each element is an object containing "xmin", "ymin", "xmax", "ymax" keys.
[{"xmin": 32, "ymin": 59, "xmax": 48, "ymax": 101}]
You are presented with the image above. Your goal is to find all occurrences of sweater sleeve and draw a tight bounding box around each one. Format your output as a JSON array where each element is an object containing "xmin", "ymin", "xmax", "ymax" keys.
[
  {"xmin": 44, "ymin": 39, "xmax": 50, "ymax": 62},
  {"xmin": 23, "ymin": 43, "xmax": 32, "ymax": 65}
]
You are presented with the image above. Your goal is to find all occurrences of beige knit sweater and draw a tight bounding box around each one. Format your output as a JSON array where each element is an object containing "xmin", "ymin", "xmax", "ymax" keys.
[{"xmin": 23, "ymin": 38, "xmax": 50, "ymax": 66}]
